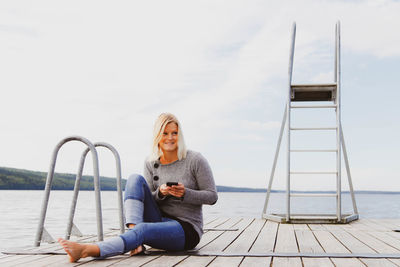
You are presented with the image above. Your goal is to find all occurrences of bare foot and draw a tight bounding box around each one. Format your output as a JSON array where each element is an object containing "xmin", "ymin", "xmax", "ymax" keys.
[
  {"xmin": 58, "ymin": 238, "xmax": 100, "ymax": 262},
  {"xmin": 129, "ymin": 245, "xmax": 145, "ymax": 256},
  {"xmin": 58, "ymin": 238, "xmax": 85, "ymax": 262}
]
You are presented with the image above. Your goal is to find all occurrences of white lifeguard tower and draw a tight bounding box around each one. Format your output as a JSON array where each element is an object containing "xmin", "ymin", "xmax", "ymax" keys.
[{"xmin": 262, "ymin": 22, "xmax": 359, "ymax": 223}]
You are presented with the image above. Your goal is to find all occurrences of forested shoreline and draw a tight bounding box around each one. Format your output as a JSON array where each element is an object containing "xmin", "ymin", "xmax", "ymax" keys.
[{"xmin": 1, "ymin": 166, "xmax": 399, "ymax": 194}]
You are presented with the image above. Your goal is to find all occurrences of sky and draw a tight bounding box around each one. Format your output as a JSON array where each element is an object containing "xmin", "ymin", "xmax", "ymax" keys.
[{"xmin": 1, "ymin": 0, "xmax": 399, "ymax": 192}]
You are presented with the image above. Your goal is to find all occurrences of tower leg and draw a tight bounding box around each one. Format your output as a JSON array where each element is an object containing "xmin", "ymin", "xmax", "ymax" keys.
[{"xmin": 262, "ymin": 105, "xmax": 287, "ymax": 216}]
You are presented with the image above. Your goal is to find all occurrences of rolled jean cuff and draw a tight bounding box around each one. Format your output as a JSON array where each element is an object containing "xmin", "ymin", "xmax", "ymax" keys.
[
  {"xmin": 95, "ymin": 236, "xmax": 125, "ymax": 258},
  {"xmin": 124, "ymin": 199, "xmax": 144, "ymax": 226}
]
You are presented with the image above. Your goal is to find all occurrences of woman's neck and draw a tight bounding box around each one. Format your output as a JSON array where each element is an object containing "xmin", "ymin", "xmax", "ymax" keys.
[{"xmin": 160, "ymin": 151, "xmax": 178, "ymax": 164}]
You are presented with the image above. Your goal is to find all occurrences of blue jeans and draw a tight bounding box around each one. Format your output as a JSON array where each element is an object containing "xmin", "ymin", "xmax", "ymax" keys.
[{"xmin": 96, "ymin": 174, "xmax": 185, "ymax": 258}]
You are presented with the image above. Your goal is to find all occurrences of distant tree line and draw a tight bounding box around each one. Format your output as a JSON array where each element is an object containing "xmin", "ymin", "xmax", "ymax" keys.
[{"xmin": 0, "ymin": 167, "xmax": 126, "ymax": 190}]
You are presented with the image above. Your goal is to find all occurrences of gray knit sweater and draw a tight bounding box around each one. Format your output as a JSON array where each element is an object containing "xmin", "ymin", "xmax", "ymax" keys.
[{"xmin": 143, "ymin": 150, "xmax": 218, "ymax": 239}]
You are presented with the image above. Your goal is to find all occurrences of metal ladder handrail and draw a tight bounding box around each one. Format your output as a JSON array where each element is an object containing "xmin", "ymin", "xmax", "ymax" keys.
[
  {"xmin": 65, "ymin": 142, "xmax": 125, "ymax": 240},
  {"xmin": 34, "ymin": 136, "xmax": 103, "ymax": 247}
]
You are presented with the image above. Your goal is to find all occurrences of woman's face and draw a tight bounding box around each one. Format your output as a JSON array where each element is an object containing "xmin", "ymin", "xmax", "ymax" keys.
[{"xmin": 159, "ymin": 122, "xmax": 178, "ymax": 153}]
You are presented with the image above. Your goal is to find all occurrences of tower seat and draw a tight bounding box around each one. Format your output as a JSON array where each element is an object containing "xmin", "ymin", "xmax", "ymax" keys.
[{"xmin": 291, "ymin": 83, "xmax": 337, "ymax": 101}]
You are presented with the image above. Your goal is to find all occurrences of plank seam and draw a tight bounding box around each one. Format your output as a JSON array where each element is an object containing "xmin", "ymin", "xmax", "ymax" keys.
[
  {"xmin": 366, "ymin": 231, "xmax": 400, "ymax": 253},
  {"xmin": 222, "ymin": 218, "xmax": 254, "ymax": 252},
  {"xmin": 272, "ymin": 222, "xmax": 280, "ymax": 253},
  {"xmin": 327, "ymin": 229, "xmax": 354, "ymax": 254},
  {"xmin": 247, "ymin": 219, "xmax": 267, "ymax": 253},
  {"xmin": 345, "ymin": 229, "xmax": 380, "ymax": 254}
]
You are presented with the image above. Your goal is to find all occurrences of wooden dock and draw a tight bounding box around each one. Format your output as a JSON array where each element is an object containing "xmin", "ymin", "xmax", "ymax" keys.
[{"xmin": 1, "ymin": 218, "xmax": 400, "ymax": 266}]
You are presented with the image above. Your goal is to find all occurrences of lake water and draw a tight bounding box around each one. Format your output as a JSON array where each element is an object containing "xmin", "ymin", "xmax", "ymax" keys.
[{"xmin": 0, "ymin": 190, "xmax": 399, "ymax": 253}]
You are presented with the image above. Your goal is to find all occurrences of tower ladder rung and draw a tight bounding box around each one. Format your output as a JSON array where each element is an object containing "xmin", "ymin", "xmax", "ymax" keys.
[
  {"xmin": 290, "ymin": 193, "xmax": 337, "ymax": 197},
  {"xmin": 290, "ymin": 127, "xmax": 337, "ymax": 130},
  {"xmin": 290, "ymin": 149, "xmax": 338, "ymax": 152},
  {"xmin": 290, "ymin": 171, "xmax": 338, "ymax": 174}
]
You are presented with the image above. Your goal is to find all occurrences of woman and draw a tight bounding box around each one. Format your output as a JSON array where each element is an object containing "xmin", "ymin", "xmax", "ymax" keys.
[{"xmin": 58, "ymin": 113, "xmax": 218, "ymax": 262}]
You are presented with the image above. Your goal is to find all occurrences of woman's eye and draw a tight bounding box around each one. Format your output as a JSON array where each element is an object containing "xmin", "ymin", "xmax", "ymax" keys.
[{"xmin": 173, "ymin": 132, "xmax": 178, "ymax": 135}]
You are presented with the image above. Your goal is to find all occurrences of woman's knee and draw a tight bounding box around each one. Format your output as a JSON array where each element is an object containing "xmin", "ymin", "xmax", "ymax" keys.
[
  {"xmin": 126, "ymin": 174, "xmax": 146, "ymax": 188},
  {"xmin": 124, "ymin": 174, "xmax": 146, "ymax": 198}
]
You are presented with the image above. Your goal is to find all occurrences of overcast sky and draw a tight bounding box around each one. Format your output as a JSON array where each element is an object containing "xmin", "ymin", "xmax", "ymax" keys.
[{"xmin": 1, "ymin": 0, "xmax": 399, "ymax": 192}]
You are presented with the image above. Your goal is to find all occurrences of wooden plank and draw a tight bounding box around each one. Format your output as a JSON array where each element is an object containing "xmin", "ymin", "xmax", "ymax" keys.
[
  {"xmin": 346, "ymin": 230, "xmax": 399, "ymax": 254},
  {"xmin": 295, "ymin": 229, "xmax": 324, "ymax": 253},
  {"xmin": 293, "ymin": 224, "xmax": 309, "ymax": 230},
  {"xmin": 373, "ymin": 219, "xmax": 400, "ymax": 231},
  {"xmin": 347, "ymin": 220, "xmax": 373, "ymax": 231},
  {"xmin": 224, "ymin": 219, "xmax": 265, "ymax": 253},
  {"xmin": 74, "ymin": 255, "xmax": 131, "ymax": 267},
  {"xmin": 174, "ymin": 256, "xmax": 215, "ymax": 267},
  {"xmin": 240, "ymin": 256, "xmax": 271, "ymax": 266},
  {"xmin": 322, "ymin": 223, "xmax": 352, "ymax": 232},
  {"xmin": 330, "ymin": 229, "xmax": 400, "ymax": 265},
  {"xmin": 302, "ymin": 258, "xmax": 334, "ymax": 267},
  {"xmin": 275, "ymin": 223, "xmax": 298, "ymax": 252},
  {"xmin": 360, "ymin": 259, "xmax": 398, "ymax": 267},
  {"xmin": 313, "ymin": 230, "xmax": 349, "ymax": 253},
  {"xmin": 308, "ymin": 224, "xmax": 325, "ymax": 231},
  {"xmin": 203, "ymin": 216, "xmax": 219, "ymax": 226},
  {"xmin": 0, "ymin": 247, "xmax": 69, "ymax": 267},
  {"xmin": 200, "ymin": 218, "xmax": 254, "ymax": 252},
  {"xmin": 251, "ymin": 220, "xmax": 278, "ymax": 252},
  {"xmin": 0, "ymin": 255, "xmax": 33, "ymax": 265},
  {"xmin": 388, "ymin": 259, "xmax": 400, "ymax": 266},
  {"xmin": 111, "ymin": 255, "xmax": 162, "ymax": 267},
  {"xmin": 295, "ymin": 226, "xmax": 334, "ymax": 267},
  {"xmin": 313, "ymin": 230, "xmax": 365, "ymax": 266},
  {"xmin": 176, "ymin": 217, "xmax": 243, "ymax": 266},
  {"xmin": 13, "ymin": 255, "xmax": 77, "ymax": 266},
  {"xmin": 387, "ymin": 231, "xmax": 400, "ymax": 240},
  {"xmin": 320, "ymin": 225, "xmax": 399, "ymax": 266},
  {"xmin": 367, "ymin": 219, "xmax": 397, "ymax": 230},
  {"xmin": 0, "ymin": 255, "xmax": 55, "ymax": 267},
  {"xmin": 239, "ymin": 220, "xmax": 275, "ymax": 267},
  {"xmin": 329, "ymin": 230, "xmax": 376, "ymax": 253},
  {"xmin": 207, "ymin": 256, "xmax": 243, "ymax": 267},
  {"xmin": 330, "ymin": 258, "xmax": 366, "ymax": 267},
  {"xmin": 365, "ymin": 231, "xmax": 400, "ymax": 251},
  {"xmin": 196, "ymin": 217, "xmax": 242, "ymax": 249},
  {"xmin": 207, "ymin": 219, "xmax": 266, "ymax": 267},
  {"xmin": 0, "ymin": 239, "xmax": 66, "ymax": 266},
  {"xmin": 179, "ymin": 218, "xmax": 253, "ymax": 267},
  {"xmin": 274, "ymin": 223, "xmax": 302, "ymax": 266},
  {"xmin": 361, "ymin": 219, "xmax": 393, "ymax": 231},
  {"xmin": 272, "ymin": 257, "xmax": 302, "ymax": 266},
  {"xmin": 140, "ymin": 255, "xmax": 188, "ymax": 267},
  {"xmin": 204, "ymin": 217, "xmax": 231, "ymax": 229}
]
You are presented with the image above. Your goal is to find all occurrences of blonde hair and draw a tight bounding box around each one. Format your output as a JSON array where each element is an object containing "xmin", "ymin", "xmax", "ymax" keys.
[{"xmin": 149, "ymin": 113, "xmax": 187, "ymax": 161}]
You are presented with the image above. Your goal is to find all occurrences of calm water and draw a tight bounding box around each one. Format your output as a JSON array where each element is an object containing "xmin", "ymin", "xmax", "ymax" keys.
[{"xmin": 0, "ymin": 190, "xmax": 399, "ymax": 252}]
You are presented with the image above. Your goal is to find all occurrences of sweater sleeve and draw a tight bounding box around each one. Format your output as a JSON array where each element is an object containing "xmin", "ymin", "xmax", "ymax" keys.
[
  {"xmin": 143, "ymin": 160, "xmax": 167, "ymax": 202},
  {"xmin": 182, "ymin": 153, "xmax": 218, "ymax": 205}
]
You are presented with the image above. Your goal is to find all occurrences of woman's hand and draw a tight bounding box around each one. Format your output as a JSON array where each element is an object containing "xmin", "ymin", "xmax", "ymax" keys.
[
  {"xmin": 159, "ymin": 183, "xmax": 185, "ymax": 198},
  {"xmin": 168, "ymin": 183, "xmax": 185, "ymax": 198},
  {"xmin": 159, "ymin": 184, "xmax": 169, "ymax": 197}
]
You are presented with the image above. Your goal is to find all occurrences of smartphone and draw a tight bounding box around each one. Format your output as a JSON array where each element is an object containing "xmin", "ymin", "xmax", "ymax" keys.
[{"xmin": 166, "ymin": 182, "xmax": 178, "ymax": 187}]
